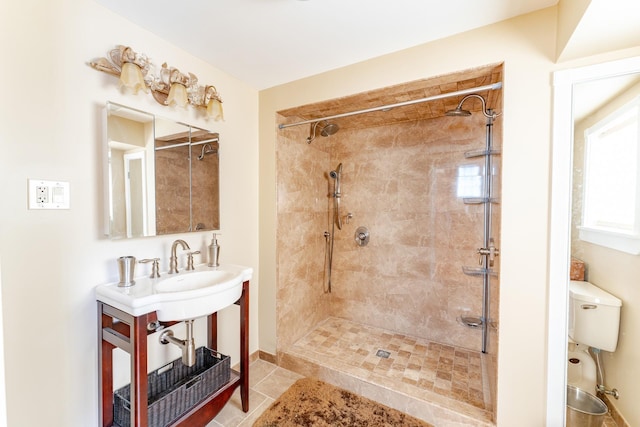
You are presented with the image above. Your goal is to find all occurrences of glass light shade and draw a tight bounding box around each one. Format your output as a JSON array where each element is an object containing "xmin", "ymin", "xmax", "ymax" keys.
[
  {"xmin": 207, "ymin": 98, "xmax": 224, "ymax": 121},
  {"xmin": 119, "ymin": 62, "xmax": 147, "ymax": 94},
  {"xmin": 167, "ymin": 83, "xmax": 188, "ymax": 107}
]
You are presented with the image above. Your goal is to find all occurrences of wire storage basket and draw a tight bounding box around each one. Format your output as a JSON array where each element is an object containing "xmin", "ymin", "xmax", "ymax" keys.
[{"xmin": 114, "ymin": 347, "xmax": 230, "ymax": 427}]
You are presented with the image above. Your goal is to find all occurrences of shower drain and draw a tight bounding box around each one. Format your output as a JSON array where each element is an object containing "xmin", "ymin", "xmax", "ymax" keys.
[{"xmin": 375, "ymin": 349, "xmax": 391, "ymax": 358}]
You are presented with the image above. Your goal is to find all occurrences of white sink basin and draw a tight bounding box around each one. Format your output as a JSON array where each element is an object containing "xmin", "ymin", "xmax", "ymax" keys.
[
  {"xmin": 155, "ymin": 270, "xmax": 236, "ymax": 293},
  {"xmin": 95, "ymin": 264, "xmax": 252, "ymax": 321}
]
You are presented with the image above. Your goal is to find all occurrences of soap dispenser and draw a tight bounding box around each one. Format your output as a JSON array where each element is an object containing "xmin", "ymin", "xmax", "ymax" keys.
[{"xmin": 208, "ymin": 233, "xmax": 220, "ymax": 267}]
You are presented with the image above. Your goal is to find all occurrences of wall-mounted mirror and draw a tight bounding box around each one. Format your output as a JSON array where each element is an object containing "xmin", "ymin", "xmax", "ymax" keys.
[
  {"xmin": 572, "ymin": 74, "xmax": 640, "ymax": 253},
  {"xmin": 105, "ymin": 102, "xmax": 220, "ymax": 239},
  {"xmin": 548, "ymin": 55, "xmax": 640, "ymax": 426}
]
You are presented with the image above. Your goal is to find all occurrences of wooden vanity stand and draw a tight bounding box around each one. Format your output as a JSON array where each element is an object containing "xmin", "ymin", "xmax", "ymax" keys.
[{"xmin": 98, "ymin": 280, "xmax": 250, "ymax": 427}]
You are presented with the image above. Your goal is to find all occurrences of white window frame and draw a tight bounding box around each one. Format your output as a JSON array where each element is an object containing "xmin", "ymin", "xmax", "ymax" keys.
[{"xmin": 578, "ymin": 95, "xmax": 640, "ymax": 254}]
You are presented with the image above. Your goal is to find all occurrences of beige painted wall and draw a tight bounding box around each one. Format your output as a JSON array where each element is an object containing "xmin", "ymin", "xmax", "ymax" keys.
[
  {"xmin": 556, "ymin": 0, "xmax": 592, "ymax": 59},
  {"xmin": 0, "ymin": 261, "xmax": 6, "ymax": 427},
  {"xmin": 0, "ymin": 0, "xmax": 259, "ymax": 426}
]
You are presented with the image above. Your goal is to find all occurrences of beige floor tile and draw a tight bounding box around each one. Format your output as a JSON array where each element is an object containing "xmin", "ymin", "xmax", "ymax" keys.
[
  {"xmin": 252, "ymin": 367, "xmax": 304, "ymax": 400},
  {"xmin": 247, "ymin": 358, "xmax": 278, "ymax": 387},
  {"xmin": 236, "ymin": 397, "xmax": 275, "ymax": 427},
  {"xmin": 209, "ymin": 387, "xmax": 267, "ymax": 427}
]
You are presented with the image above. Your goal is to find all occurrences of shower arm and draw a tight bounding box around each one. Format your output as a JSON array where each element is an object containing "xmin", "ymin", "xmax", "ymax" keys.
[
  {"xmin": 278, "ymin": 82, "xmax": 502, "ymax": 130},
  {"xmin": 454, "ymin": 94, "xmax": 503, "ymax": 119},
  {"xmin": 306, "ymin": 121, "xmax": 321, "ymax": 144}
]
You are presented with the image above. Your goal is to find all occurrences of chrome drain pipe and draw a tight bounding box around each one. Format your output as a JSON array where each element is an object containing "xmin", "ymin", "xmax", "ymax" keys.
[{"xmin": 159, "ymin": 319, "xmax": 196, "ymax": 367}]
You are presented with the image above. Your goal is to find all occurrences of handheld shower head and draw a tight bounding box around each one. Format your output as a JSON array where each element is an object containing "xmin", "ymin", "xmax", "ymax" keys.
[
  {"xmin": 329, "ymin": 163, "xmax": 342, "ymax": 179},
  {"xmin": 329, "ymin": 163, "xmax": 343, "ymax": 230},
  {"xmin": 330, "ymin": 163, "xmax": 342, "ymax": 196}
]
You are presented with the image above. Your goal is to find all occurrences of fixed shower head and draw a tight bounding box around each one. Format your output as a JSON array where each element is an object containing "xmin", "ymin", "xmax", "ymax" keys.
[
  {"xmin": 445, "ymin": 107, "xmax": 472, "ymax": 117},
  {"xmin": 306, "ymin": 120, "xmax": 340, "ymax": 143},
  {"xmin": 320, "ymin": 122, "xmax": 339, "ymax": 137},
  {"xmin": 445, "ymin": 94, "xmax": 500, "ymax": 119}
]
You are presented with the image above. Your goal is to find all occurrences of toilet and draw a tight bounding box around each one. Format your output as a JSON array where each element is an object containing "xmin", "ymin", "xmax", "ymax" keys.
[
  {"xmin": 567, "ymin": 280, "xmax": 622, "ymax": 395},
  {"xmin": 567, "ymin": 342, "xmax": 597, "ymax": 393}
]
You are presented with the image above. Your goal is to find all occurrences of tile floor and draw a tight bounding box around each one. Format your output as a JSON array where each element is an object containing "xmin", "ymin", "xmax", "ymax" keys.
[
  {"xmin": 603, "ymin": 415, "xmax": 622, "ymax": 427},
  {"xmin": 204, "ymin": 316, "xmax": 620, "ymax": 427},
  {"xmin": 205, "ymin": 359, "xmax": 303, "ymax": 427}
]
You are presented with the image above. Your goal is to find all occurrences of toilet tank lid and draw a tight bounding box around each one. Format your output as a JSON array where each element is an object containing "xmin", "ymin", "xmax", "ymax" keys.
[{"xmin": 570, "ymin": 280, "xmax": 622, "ymax": 307}]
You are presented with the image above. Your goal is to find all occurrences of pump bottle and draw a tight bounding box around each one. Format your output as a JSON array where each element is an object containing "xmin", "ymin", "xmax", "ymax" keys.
[{"xmin": 208, "ymin": 233, "xmax": 220, "ymax": 267}]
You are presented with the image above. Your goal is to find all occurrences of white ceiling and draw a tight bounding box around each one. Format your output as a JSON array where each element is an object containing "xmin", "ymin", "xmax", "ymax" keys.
[{"xmin": 95, "ymin": 0, "xmax": 557, "ymax": 90}]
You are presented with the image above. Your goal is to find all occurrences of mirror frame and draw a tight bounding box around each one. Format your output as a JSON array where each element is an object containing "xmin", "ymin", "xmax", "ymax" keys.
[
  {"xmin": 103, "ymin": 102, "xmax": 220, "ymax": 239},
  {"xmin": 547, "ymin": 55, "xmax": 640, "ymax": 425}
]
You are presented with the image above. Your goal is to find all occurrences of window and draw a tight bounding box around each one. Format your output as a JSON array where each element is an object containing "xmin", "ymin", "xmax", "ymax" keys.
[
  {"xmin": 579, "ymin": 96, "xmax": 640, "ymax": 254},
  {"xmin": 456, "ymin": 165, "xmax": 483, "ymax": 199}
]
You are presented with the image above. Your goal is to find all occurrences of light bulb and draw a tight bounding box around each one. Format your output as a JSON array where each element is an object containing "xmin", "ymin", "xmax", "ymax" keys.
[
  {"xmin": 167, "ymin": 83, "xmax": 188, "ymax": 107},
  {"xmin": 119, "ymin": 62, "xmax": 147, "ymax": 94}
]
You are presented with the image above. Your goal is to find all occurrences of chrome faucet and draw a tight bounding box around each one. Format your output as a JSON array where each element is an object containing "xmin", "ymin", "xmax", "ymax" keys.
[{"xmin": 169, "ymin": 239, "xmax": 190, "ymax": 274}]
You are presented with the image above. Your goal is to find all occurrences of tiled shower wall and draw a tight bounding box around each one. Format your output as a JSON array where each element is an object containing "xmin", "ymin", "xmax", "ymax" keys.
[
  {"xmin": 276, "ymin": 121, "xmax": 333, "ymax": 351},
  {"xmin": 276, "ymin": 108, "xmax": 502, "ymax": 358},
  {"xmin": 329, "ymin": 115, "xmax": 501, "ymax": 352},
  {"xmin": 191, "ymin": 148, "xmax": 220, "ymax": 231},
  {"xmin": 156, "ymin": 145, "xmax": 191, "ymax": 234},
  {"xmin": 155, "ymin": 145, "xmax": 220, "ymax": 234}
]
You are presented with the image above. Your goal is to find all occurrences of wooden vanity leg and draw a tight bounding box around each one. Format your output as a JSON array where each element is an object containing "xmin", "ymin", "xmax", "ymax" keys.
[
  {"xmin": 207, "ymin": 312, "xmax": 218, "ymax": 351},
  {"xmin": 131, "ymin": 315, "xmax": 149, "ymax": 427},
  {"xmin": 240, "ymin": 280, "xmax": 249, "ymax": 412},
  {"xmin": 99, "ymin": 303, "xmax": 115, "ymax": 427}
]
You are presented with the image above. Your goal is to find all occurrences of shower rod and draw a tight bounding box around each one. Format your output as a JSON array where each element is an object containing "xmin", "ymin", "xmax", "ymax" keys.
[{"xmin": 278, "ymin": 82, "xmax": 502, "ymax": 130}]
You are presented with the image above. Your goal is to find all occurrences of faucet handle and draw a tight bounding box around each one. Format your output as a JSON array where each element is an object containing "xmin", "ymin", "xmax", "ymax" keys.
[
  {"xmin": 139, "ymin": 258, "xmax": 161, "ymax": 278},
  {"xmin": 185, "ymin": 251, "xmax": 200, "ymax": 271}
]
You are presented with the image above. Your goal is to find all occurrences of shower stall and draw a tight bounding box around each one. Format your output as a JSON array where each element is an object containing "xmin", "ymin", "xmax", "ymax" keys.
[{"xmin": 274, "ymin": 65, "xmax": 503, "ymax": 426}]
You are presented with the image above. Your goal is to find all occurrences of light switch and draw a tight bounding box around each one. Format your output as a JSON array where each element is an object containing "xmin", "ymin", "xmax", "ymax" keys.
[{"xmin": 28, "ymin": 179, "xmax": 70, "ymax": 209}]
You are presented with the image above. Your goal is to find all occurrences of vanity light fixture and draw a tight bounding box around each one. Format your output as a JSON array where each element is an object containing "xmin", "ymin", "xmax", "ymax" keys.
[
  {"xmin": 166, "ymin": 68, "xmax": 189, "ymax": 108},
  {"xmin": 89, "ymin": 45, "xmax": 224, "ymax": 120},
  {"xmin": 119, "ymin": 46, "xmax": 148, "ymax": 94}
]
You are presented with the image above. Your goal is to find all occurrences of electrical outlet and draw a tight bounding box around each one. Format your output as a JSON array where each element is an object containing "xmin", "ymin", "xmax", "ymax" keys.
[
  {"xmin": 28, "ymin": 179, "xmax": 70, "ymax": 209},
  {"xmin": 36, "ymin": 186, "xmax": 49, "ymax": 204}
]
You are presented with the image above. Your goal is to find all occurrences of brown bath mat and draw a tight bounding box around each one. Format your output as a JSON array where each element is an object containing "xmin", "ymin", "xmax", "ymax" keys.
[{"xmin": 253, "ymin": 378, "xmax": 434, "ymax": 427}]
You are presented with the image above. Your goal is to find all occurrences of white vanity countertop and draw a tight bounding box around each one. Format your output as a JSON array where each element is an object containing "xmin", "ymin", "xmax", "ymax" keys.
[{"xmin": 95, "ymin": 263, "xmax": 253, "ymax": 318}]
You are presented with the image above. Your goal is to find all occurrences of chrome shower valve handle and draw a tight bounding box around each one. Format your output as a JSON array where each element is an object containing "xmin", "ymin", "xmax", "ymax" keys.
[
  {"xmin": 345, "ymin": 213, "xmax": 353, "ymax": 224},
  {"xmin": 477, "ymin": 238, "xmax": 499, "ymax": 267},
  {"xmin": 354, "ymin": 226, "xmax": 370, "ymax": 247}
]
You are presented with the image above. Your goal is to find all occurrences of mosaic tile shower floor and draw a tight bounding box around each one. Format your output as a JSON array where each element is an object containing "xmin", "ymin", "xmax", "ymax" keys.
[
  {"xmin": 281, "ymin": 317, "xmax": 621, "ymax": 427},
  {"xmin": 282, "ymin": 317, "xmax": 495, "ymax": 426},
  {"xmin": 299, "ymin": 318, "xmax": 488, "ymax": 406}
]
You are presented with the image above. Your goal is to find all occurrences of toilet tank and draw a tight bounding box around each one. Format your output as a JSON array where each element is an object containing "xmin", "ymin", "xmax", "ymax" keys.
[{"xmin": 569, "ymin": 280, "xmax": 622, "ymax": 352}]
